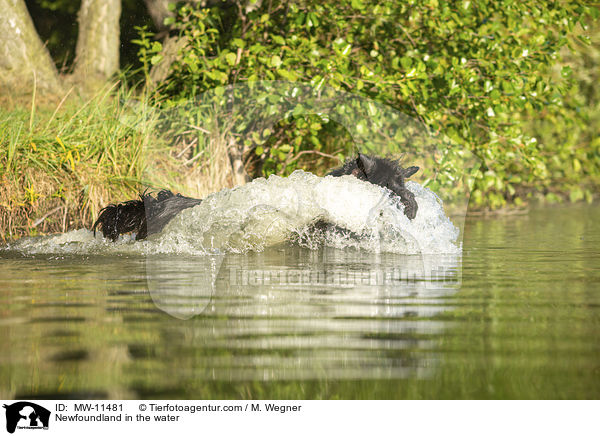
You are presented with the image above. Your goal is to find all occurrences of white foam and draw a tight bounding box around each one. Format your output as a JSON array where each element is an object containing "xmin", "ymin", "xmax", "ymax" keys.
[{"xmin": 4, "ymin": 171, "xmax": 460, "ymax": 255}]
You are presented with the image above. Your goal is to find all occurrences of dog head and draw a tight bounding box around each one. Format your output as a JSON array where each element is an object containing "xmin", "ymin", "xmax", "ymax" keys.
[{"xmin": 329, "ymin": 154, "xmax": 419, "ymax": 219}]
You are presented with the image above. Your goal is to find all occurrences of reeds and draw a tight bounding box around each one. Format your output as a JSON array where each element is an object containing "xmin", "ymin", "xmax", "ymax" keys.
[{"xmin": 1, "ymin": 83, "xmax": 164, "ymax": 241}]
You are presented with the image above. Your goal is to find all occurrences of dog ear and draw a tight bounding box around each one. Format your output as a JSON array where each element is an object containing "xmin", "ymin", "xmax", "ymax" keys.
[
  {"xmin": 355, "ymin": 153, "xmax": 376, "ymax": 179},
  {"xmin": 403, "ymin": 166, "xmax": 419, "ymax": 178}
]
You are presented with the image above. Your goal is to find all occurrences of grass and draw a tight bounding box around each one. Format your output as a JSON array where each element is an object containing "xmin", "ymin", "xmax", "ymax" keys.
[{"xmin": 0, "ymin": 82, "xmax": 239, "ymax": 242}]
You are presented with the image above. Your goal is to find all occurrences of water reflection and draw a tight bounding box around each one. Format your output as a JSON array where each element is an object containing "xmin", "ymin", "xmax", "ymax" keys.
[
  {"xmin": 2, "ymin": 205, "xmax": 600, "ymax": 398},
  {"xmin": 141, "ymin": 247, "xmax": 460, "ymax": 380},
  {"xmin": 145, "ymin": 254, "xmax": 224, "ymax": 320},
  {"xmin": 0, "ymin": 246, "xmax": 460, "ymax": 398}
]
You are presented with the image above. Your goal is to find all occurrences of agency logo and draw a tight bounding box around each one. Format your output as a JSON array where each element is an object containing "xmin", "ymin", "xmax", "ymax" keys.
[{"xmin": 2, "ymin": 402, "xmax": 50, "ymax": 434}]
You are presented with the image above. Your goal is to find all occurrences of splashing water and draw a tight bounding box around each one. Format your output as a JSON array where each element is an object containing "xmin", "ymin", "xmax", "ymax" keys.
[{"xmin": 4, "ymin": 171, "xmax": 459, "ymax": 256}]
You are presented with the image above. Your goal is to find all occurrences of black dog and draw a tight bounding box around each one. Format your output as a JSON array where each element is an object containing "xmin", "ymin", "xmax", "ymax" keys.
[
  {"xmin": 328, "ymin": 154, "xmax": 419, "ymax": 219},
  {"xmin": 93, "ymin": 190, "xmax": 201, "ymax": 241},
  {"xmin": 92, "ymin": 154, "xmax": 419, "ymax": 241}
]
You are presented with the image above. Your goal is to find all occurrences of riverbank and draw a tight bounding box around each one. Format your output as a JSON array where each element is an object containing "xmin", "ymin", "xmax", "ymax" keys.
[
  {"xmin": 1, "ymin": 83, "xmax": 598, "ymax": 242},
  {"xmin": 0, "ymin": 84, "xmax": 238, "ymax": 242}
]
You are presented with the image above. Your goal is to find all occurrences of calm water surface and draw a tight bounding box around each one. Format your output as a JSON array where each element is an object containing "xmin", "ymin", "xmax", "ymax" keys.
[{"xmin": 1, "ymin": 205, "xmax": 599, "ymax": 399}]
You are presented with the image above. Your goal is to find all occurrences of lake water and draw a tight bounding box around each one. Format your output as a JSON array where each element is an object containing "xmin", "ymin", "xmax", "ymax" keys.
[{"xmin": 1, "ymin": 203, "xmax": 599, "ymax": 399}]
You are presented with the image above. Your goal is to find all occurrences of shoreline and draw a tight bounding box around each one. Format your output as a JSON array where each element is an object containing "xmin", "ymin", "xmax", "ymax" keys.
[{"xmin": 1, "ymin": 86, "xmax": 597, "ymax": 243}]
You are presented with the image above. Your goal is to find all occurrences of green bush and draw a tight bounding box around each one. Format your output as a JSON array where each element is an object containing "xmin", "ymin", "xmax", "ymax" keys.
[
  {"xmin": 139, "ymin": 0, "xmax": 597, "ymax": 209},
  {"xmin": 524, "ymin": 20, "xmax": 600, "ymax": 205}
]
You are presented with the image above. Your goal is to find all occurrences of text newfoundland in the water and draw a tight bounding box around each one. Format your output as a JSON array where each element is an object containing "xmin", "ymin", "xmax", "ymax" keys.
[{"xmin": 8, "ymin": 400, "xmax": 592, "ymax": 436}]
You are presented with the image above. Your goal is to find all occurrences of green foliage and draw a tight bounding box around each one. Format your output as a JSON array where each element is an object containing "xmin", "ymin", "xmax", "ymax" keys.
[
  {"xmin": 141, "ymin": 0, "xmax": 597, "ymax": 208},
  {"xmin": 132, "ymin": 25, "xmax": 164, "ymax": 83},
  {"xmin": 524, "ymin": 20, "xmax": 600, "ymax": 206}
]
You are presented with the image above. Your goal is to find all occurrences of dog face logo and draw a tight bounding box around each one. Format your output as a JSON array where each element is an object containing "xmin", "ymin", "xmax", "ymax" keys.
[{"xmin": 3, "ymin": 402, "xmax": 50, "ymax": 433}]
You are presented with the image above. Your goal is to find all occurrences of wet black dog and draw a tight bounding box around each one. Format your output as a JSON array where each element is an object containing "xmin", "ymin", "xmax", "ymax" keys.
[
  {"xmin": 328, "ymin": 154, "xmax": 419, "ymax": 219},
  {"xmin": 93, "ymin": 190, "xmax": 202, "ymax": 241},
  {"xmin": 93, "ymin": 154, "xmax": 419, "ymax": 241}
]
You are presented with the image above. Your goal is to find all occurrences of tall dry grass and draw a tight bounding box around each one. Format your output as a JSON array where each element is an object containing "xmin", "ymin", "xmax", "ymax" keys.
[{"xmin": 0, "ymin": 82, "xmax": 238, "ymax": 241}]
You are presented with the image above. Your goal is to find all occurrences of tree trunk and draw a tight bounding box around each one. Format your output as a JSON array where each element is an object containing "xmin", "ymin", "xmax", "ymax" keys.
[
  {"xmin": 0, "ymin": 0, "xmax": 62, "ymax": 93},
  {"xmin": 148, "ymin": 35, "xmax": 189, "ymax": 86},
  {"xmin": 144, "ymin": 0, "xmax": 173, "ymax": 31},
  {"xmin": 72, "ymin": 0, "xmax": 121, "ymax": 87},
  {"xmin": 228, "ymin": 138, "xmax": 251, "ymax": 186}
]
